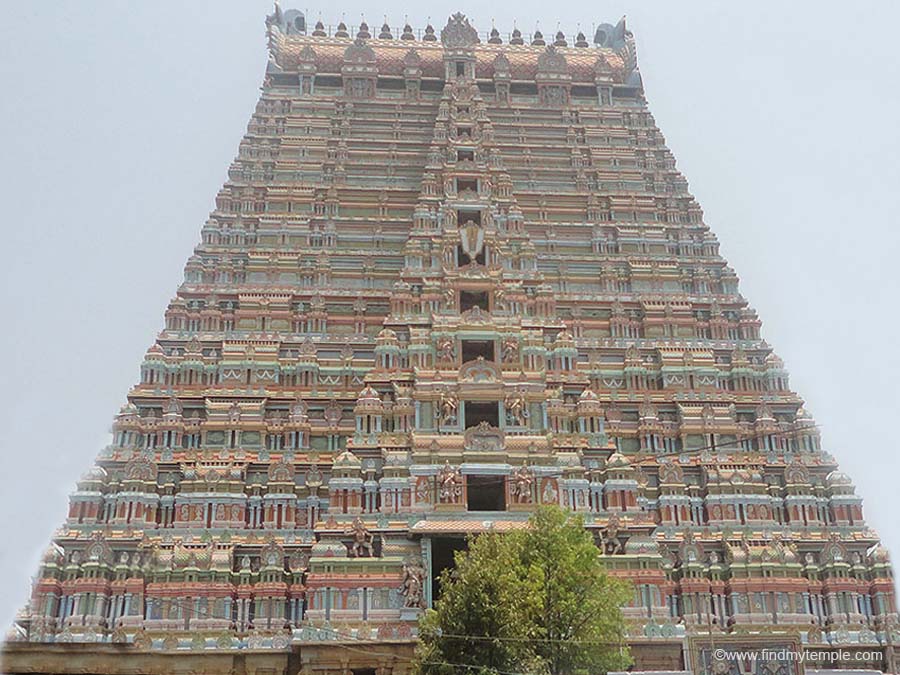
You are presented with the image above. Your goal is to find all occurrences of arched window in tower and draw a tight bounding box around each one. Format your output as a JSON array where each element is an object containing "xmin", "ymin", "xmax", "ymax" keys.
[
  {"xmin": 456, "ymin": 245, "xmax": 486, "ymax": 266},
  {"xmin": 456, "ymin": 177, "xmax": 477, "ymax": 194},
  {"xmin": 463, "ymin": 401, "xmax": 500, "ymax": 428},
  {"xmin": 457, "ymin": 212, "xmax": 485, "ymax": 266},
  {"xmin": 466, "ymin": 475, "xmax": 506, "ymax": 511},
  {"xmin": 461, "ymin": 339, "xmax": 495, "ymax": 363},
  {"xmin": 457, "ymin": 208, "xmax": 481, "ymax": 225},
  {"xmin": 459, "ymin": 290, "xmax": 489, "ymax": 312}
]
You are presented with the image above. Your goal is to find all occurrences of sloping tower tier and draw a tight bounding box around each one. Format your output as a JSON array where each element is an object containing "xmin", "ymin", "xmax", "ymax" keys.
[{"xmin": 4, "ymin": 8, "xmax": 897, "ymax": 675}]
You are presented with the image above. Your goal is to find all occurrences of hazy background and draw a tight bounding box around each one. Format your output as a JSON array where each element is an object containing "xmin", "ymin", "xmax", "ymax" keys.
[{"xmin": 1, "ymin": 1, "xmax": 898, "ymax": 628}]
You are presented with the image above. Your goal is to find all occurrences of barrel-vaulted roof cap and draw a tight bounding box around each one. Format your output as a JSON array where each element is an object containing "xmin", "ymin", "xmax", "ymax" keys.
[
  {"xmin": 265, "ymin": 8, "xmax": 636, "ymax": 85},
  {"xmin": 269, "ymin": 36, "xmax": 628, "ymax": 84}
]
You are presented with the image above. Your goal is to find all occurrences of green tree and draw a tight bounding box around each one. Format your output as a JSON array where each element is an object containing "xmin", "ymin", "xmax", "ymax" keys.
[
  {"xmin": 415, "ymin": 530, "xmax": 540, "ymax": 675},
  {"xmin": 414, "ymin": 506, "xmax": 632, "ymax": 675},
  {"xmin": 520, "ymin": 506, "xmax": 632, "ymax": 675}
]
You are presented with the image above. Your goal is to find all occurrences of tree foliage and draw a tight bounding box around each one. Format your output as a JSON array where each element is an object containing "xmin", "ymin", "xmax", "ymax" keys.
[{"xmin": 414, "ymin": 506, "xmax": 632, "ymax": 675}]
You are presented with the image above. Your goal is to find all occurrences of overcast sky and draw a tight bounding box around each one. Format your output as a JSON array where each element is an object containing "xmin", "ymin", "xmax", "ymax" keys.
[{"xmin": 1, "ymin": 1, "xmax": 898, "ymax": 628}]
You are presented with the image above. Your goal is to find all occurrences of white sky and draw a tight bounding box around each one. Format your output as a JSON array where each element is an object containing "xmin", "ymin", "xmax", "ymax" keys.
[{"xmin": 1, "ymin": 0, "xmax": 898, "ymax": 628}]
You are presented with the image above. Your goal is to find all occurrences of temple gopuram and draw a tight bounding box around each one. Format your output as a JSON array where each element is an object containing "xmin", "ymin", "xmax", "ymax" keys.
[{"xmin": 3, "ymin": 7, "xmax": 897, "ymax": 675}]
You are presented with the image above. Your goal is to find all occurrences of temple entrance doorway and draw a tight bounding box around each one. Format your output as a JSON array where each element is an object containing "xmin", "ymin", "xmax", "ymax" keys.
[{"xmin": 430, "ymin": 536, "xmax": 467, "ymax": 603}]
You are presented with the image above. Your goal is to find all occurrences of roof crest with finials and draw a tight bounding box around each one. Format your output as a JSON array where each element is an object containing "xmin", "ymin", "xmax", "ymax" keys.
[{"xmin": 264, "ymin": 5, "xmax": 642, "ymax": 88}]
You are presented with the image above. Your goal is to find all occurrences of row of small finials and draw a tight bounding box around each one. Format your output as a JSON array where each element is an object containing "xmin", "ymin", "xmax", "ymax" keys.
[{"xmin": 307, "ymin": 20, "xmax": 596, "ymax": 48}]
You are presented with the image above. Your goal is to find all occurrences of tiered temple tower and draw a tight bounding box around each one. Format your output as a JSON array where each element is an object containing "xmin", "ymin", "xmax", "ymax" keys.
[{"xmin": 4, "ymin": 8, "xmax": 896, "ymax": 675}]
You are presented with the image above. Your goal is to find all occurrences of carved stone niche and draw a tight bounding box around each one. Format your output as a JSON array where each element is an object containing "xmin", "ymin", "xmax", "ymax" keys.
[
  {"xmin": 464, "ymin": 421, "xmax": 505, "ymax": 452},
  {"xmin": 536, "ymin": 45, "xmax": 571, "ymax": 107},
  {"xmin": 493, "ymin": 52, "xmax": 511, "ymax": 104},
  {"xmin": 342, "ymin": 39, "xmax": 378, "ymax": 99}
]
